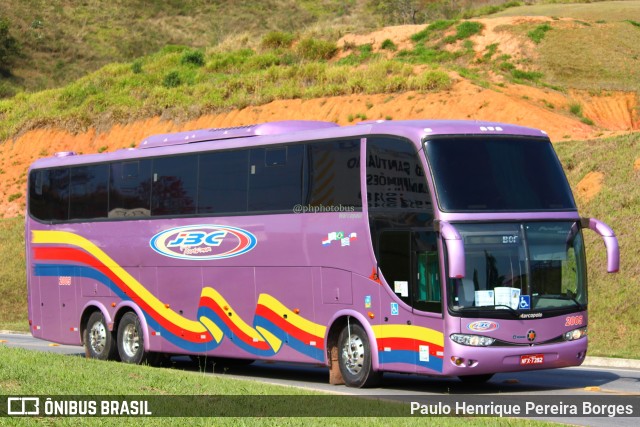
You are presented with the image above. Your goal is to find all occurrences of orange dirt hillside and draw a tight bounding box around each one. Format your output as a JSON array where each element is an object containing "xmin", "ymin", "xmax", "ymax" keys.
[{"xmin": 1, "ymin": 78, "xmax": 638, "ymax": 218}]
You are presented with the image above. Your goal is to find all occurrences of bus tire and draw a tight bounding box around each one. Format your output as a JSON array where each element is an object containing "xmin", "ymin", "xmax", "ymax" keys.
[
  {"xmin": 117, "ymin": 312, "xmax": 147, "ymax": 364},
  {"xmin": 458, "ymin": 374, "xmax": 494, "ymax": 384},
  {"xmin": 84, "ymin": 311, "xmax": 117, "ymax": 361},
  {"xmin": 337, "ymin": 323, "xmax": 380, "ymax": 388}
]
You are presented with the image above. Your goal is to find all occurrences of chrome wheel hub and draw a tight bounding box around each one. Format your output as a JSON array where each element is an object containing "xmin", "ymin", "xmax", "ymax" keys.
[
  {"xmin": 122, "ymin": 323, "xmax": 140, "ymax": 358},
  {"xmin": 342, "ymin": 333, "xmax": 364, "ymax": 375},
  {"xmin": 89, "ymin": 321, "xmax": 107, "ymax": 355}
]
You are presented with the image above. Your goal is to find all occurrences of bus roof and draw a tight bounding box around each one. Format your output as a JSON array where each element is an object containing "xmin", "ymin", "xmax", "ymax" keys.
[{"xmin": 30, "ymin": 119, "xmax": 549, "ymax": 169}]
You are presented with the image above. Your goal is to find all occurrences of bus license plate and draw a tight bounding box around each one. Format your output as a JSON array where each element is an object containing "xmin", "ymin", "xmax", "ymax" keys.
[{"xmin": 520, "ymin": 354, "xmax": 544, "ymax": 365}]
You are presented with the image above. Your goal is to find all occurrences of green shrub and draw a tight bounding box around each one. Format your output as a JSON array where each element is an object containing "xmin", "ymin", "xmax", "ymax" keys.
[
  {"xmin": 528, "ymin": 23, "xmax": 552, "ymax": 44},
  {"xmin": 8, "ymin": 193, "xmax": 20, "ymax": 202},
  {"xmin": 511, "ymin": 69, "xmax": 543, "ymax": 82},
  {"xmin": 131, "ymin": 60, "xmax": 143, "ymax": 74},
  {"xmin": 381, "ymin": 39, "xmax": 397, "ymax": 51},
  {"xmin": 443, "ymin": 21, "xmax": 483, "ymax": 44},
  {"xmin": 296, "ymin": 38, "xmax": 337, "ymax": 61},
  {"xmin": 261, "ymin": 31, "xmax": 295, "ymax": 49},
  {"xmin": 180, "ymin": 49, "xmax": 205, "ymax": 67},
  {"xmin": 163, "ymin": 71, "xmax": 182, "ymax": 88},
  {"xmin": 408, "ymin": 70, "xmax": 451, "ymax": 92},
  {"xmin": 569, "ymin": 102, "xmax": 583, "ymax": 116},
  {"xmin": 411, "ymin": 20, "xmax": 456, "ymax": 43}
]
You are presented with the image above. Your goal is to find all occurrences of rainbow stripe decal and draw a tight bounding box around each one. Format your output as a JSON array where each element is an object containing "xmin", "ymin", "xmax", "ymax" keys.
[
  {"xmin": 372, "ymin": 324, "xmax": 444, "ymax": 372},
  {"xmin": 32, "ymin": 230, "xmax": 444, "ymax": 371},
  {"xmin": 32, "ymin": 230, "xmax": 325, "ymax": 360}
]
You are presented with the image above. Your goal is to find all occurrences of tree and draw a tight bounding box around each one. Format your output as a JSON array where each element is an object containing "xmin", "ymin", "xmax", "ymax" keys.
[{"xmin": 0, "ymin": 17, "xmax": 20, "ymax": 75}]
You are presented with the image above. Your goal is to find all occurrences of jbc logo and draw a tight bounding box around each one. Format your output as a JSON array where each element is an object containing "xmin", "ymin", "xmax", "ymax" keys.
[{"xmin": 167, "ymin": 231, "xmax": 227, "ymax": 247}]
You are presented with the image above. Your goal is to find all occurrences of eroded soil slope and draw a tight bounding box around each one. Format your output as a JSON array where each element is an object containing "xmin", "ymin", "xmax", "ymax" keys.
[{"xmin": 2, "ymin": 16, "xmax": 638, "ymax": 217}]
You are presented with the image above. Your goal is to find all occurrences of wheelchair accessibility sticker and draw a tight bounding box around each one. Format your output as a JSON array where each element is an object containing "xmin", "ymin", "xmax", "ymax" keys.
[
  {"xmin": 519, "ymin": 295, "xmax": 531, "ymax": 310},
  {"xmin": 390, "ymin": 302, "xmax": 399, "ymax": 316}
]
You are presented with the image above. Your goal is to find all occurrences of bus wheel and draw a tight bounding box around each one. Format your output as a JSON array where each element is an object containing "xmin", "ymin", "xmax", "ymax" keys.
[
  {"xmin": 458, "ymin": 374, "xmax": 494, "ymax": 384},
  {"xmin": 337, "ymin": 323, "xmax": 380, "ymax": 388},
  {"xmin": 117, "ymin": 312, "xmax": 147, "ymax": 364},
  {"xmin": 84, "ymin": 311, "xmax": 117, "ymax": 360}
]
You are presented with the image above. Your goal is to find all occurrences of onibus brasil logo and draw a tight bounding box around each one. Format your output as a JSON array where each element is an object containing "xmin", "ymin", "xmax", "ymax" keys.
[{"xmin": 150, "ymin": 225, "xmax": 257, "ymax": 260}]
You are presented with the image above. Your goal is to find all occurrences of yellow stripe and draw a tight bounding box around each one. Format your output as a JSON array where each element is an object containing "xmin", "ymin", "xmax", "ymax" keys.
[
  {"xmin": 256, "ymin": 326, "xmax": 282, "ymax": 352},
  {"xmin": 32, "ymin": 230, "xmax": 206, "ymax": 334},
  {"xmin": 199, "ymin": 316, "xmax": 224, "ymax": 343},
  {"xmin": 371, "ymin": 324, "xmax": 444, "ymax": 347},
  {"xmin": 257, "ymin": 293, "xmax": 326, "ymax": 338}
]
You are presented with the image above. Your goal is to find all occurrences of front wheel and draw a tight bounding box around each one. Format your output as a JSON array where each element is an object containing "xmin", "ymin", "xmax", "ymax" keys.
[
  {"xmin": 337, "ymin": 322, "xmax": 381, "ymax": 388},
  {"xmin": 117, "ymin": 312, "xmax": 149, "ymax": 364},
  {"xmin": 84, "ymin": 311, "xmax": 118, "ymax": 360}
]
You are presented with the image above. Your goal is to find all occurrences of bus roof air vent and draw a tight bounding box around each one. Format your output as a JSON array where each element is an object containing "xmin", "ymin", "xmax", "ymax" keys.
[
  {"xmin": 53, "ymin": 151, "xmax": 78, "ymax": 158},
  {"xmin": 138, "ymin": 120, "xmax": 339, "ymax": 149}
]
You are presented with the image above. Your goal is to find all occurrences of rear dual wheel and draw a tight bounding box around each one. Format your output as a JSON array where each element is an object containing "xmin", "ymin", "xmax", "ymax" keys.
[
  {"xmin": 117, "ymin": 311, "xmax": 163, "ymax": 365},
  {"xmin": 84, "ymin": 311, "xmax": 118, "ymax": 360}
]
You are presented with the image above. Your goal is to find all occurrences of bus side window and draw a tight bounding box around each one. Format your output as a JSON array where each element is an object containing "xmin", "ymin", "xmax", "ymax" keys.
[
  {"xmin": 109, "ymin": 160, "xmax": 152, "ymax": 217},
  {"xmin": 198, "ymin": 150, "xmax": 249, "ymax": 215},
  {"xmin": 248, "ymin": 145, "xmax": 304, "ymax": 212},
  {"xmin": 151, "ymin": 155, "xmax": 197, "ymax": 216},
  {"xmin": 29, "ymin": 168, "xmax": 70, "ymax": 221},
  {"xmin": 70, "ymin": 164, "xmax": 109, "ymax": 220},
  {"xmin": 305, "ymin": 140, "xmax": 361, "ymax": 209}
]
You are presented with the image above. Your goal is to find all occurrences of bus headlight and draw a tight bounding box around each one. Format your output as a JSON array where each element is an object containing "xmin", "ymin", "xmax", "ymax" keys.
[
  {"xmin": 450, "ymin": 334, "xmax": 495, "ymax": 347},
  {"xmin": 563, "ymin": 327, "xmax": 587, "ymax": 341}
]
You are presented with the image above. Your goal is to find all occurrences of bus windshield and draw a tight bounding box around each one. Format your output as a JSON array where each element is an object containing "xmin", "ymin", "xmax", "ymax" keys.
[
  {"xmin": 424, "ymin": 136, "xmax": 576, "ymax": 212},
  {"xmin": 449, "ymin": 221, "xmax": 587, "ymax": 316}
]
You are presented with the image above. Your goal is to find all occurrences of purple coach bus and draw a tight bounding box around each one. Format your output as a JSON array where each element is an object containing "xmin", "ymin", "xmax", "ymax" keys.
[{"xmin": 26, "ymin": 119, "xmax": 619, "ymax": 387}]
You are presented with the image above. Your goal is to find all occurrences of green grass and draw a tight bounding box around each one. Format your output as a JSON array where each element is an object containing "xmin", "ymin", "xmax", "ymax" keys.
[
  {"xmin": 0, "ymin": 47, "xmax": 454, "ymax": 141},
  {"xmin": 0, "ymin": 346, "xmax": 557, "ymax": 426},
  {"xmin": 0, "ymin": 218, "xmax": 27, "ymax": 332},
  {"xmin": 536, "ymin": 21, "xmax": 640, "ymax": 91},
  {"xmin": 493, "ymin": 0, "xmax": 640, "ymax": 21},
  {"xmin": 554, "ymin": 132, "xmax": 640, "ymax": 358},
  {"xmin": 527, "ymin": 23, "xmax": 552, "ymax": 44}
]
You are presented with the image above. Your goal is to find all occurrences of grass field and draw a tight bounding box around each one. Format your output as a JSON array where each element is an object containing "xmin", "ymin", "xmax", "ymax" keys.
[
  {"xmin": 0, "ymin": 346, "xmax": 559, "ymax": 426},
  {"xmin": 494, "ymin": 0, "xmax": 640, "ymax": 21},
  {"xmin": 554, "ymin": 132, "xmax": 640, "ymax": 358}
]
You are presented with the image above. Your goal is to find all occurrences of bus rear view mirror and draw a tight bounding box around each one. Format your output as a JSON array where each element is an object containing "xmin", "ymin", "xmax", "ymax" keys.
[
  {"xmin": 581, "ymin": 217, "xmax": 619, "ymax": 273},
  {"xmin": 436, "ymin": 221, "xmax": 466, "ymax": 279}
]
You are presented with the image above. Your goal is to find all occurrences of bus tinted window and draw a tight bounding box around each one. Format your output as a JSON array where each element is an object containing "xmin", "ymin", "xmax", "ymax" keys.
[
  {"xmin": 70, "ymin": 164, "xmax": 109, "ymax": 220},
  {"xmin": 425, "ymin": 137, "xmax": 576, "ymax": 212},
  {"xmin": 198, "ymin": 150, "xmax": 249, "ymax": 214},
  {"xmin": 152, "ymin": 155, "xmax": 197, "ymax": 216},
  {"xmin": 366, "ymin": 137, "xmax": 431, "ymax": 210},
  {"xmin": 305, "ymin": 139, "xmax": 361, "ymax": 208},
  {"xmin": 109, "ymin": 160, "xmax": 152, "ymax": 217},
  {"xmin": 249, "ymin": 145, "xmax": 304, "ymax": 212},
  {"xmin": 29, "ymin": 168, "xmax": 70, "ymax": 221}
]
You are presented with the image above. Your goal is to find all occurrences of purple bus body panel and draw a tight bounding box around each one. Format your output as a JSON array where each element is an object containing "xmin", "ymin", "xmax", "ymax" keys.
[{"xmin": 26, "ymin": 119, "xmax": 614, "ymax": 380}]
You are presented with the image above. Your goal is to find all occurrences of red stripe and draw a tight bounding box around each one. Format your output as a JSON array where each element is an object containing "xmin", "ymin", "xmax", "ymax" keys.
[
  {"xmin": 34, "ymin": 246, "xmax": 211, "ymax": 343},
  {"xmin": 377, "ymin": 337, "xmax": 443, "ymax": 355},
  {"xmin": 255, "ymin": 304, "xmax": 325, "ymax": 349}
]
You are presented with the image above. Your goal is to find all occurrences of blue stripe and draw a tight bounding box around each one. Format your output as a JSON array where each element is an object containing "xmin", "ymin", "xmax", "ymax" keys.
[
  {"xmin": 379, "ymin": 349, "xmax": 443, "ymax": 372},
  {"xmin": 254, "ymin": 315, "xmax": 324, "ymax": 361}
]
